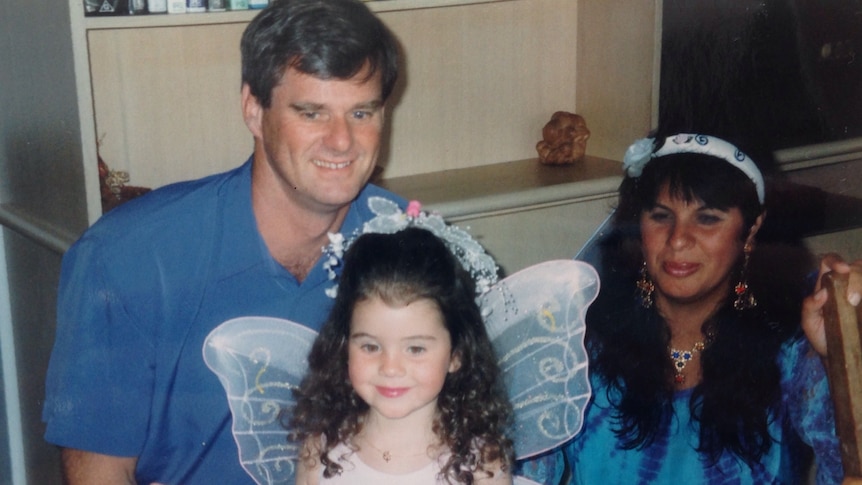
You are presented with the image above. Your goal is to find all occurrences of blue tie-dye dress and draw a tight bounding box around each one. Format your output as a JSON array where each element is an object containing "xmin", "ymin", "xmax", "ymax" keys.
[{"xmin": 564, "ymin": 335, "xmax": 844, "ymax": 484}]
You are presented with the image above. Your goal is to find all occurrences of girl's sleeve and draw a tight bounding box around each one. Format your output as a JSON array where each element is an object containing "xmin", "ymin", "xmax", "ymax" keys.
[{"xmin": 780, "ymin": 335, "xmax": 844, "ymax": 484}]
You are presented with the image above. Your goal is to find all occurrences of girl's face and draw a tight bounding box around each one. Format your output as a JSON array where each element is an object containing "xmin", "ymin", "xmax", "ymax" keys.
[
  {"xmin": 640, "ymin": 184, "xmax": 761, "ymax": 310},
  {"xmin": 348, "ymin": 296, "xmax": 460, "ymax": 424}
]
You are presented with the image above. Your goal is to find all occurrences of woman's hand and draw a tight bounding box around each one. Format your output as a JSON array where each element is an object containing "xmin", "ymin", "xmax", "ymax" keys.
[{"xmin": 801, "ymin": 253, "xmax": 862, "ymax": 356}]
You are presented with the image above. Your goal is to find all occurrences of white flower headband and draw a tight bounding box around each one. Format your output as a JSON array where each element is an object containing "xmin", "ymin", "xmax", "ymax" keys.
[
  {"xmin": 322, "ymin": 197, "xmax": 499, "ymax": 298},
  {"xmin": 623, "ymin": 133, "xmax": 765, "ymax": 204}
]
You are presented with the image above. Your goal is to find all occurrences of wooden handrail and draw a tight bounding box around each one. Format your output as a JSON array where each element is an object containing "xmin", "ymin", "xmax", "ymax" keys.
[{"xmin": 822, "ymin": 271, "xmax": 862, "ymax": 482}]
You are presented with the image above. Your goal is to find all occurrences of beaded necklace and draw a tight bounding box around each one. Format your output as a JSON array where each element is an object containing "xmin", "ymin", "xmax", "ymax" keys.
[{"xmin": 670, "ymin": 341, "xmax": 705, "ymax": 384}]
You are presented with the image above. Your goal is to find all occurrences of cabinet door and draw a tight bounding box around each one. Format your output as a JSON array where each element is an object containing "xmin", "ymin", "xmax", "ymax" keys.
[{"xmin": 89, "ymin": 24, "xmax": 252, "ymax": 190}]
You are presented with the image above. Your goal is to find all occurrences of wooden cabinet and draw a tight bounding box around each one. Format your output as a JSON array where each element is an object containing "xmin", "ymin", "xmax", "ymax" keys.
[
  {"xmin": 380, "ymin": 156, "xmax": 624, "ymax": 274},
  {"xmin": 55, "ymin": 0, "xmax": 660, "ymax": 279},
  {"xmin": 0, "ymin": 0, "xmax": 661, "ymax": 240},
  {"xmin": 84, "ymin": 0, "xmax": 658, "ymax": 206},
  {"xmin": 82, "ymin": 0, "xmax": 658, "ymax": 274}
]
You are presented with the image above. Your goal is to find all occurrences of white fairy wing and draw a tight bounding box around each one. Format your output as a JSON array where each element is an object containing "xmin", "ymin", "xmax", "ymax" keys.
[
  {"xmin": 480, "ymin": 260, "xmax": 599, "ymax": 459},
  {"xmin": 203, "ymin": 260, "xmax": 598, "ymax": 481},
  {"xmin": 513, "ymin": 476, "xmax": 543, "ymax": 485},
  {"xmin": 202, "ymin": 316, "xmax": 317, "ymax": 485}
]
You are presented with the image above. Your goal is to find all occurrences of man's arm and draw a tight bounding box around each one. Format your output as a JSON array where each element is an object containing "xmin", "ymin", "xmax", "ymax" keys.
[{"xmin": 61, "ymin": 448, "xmax": 138, "ymax": 485}]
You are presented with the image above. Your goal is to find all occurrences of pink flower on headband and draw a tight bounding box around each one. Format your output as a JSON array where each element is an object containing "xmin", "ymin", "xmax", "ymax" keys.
[{"xmin": 406, "ymin": 200, "xmax": 422, "ymax": 218}]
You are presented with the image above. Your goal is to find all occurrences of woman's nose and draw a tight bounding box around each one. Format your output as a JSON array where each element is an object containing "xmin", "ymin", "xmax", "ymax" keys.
[{"xmin": 669, "ymin": 223, "xmax": 693, "ymax": 249}]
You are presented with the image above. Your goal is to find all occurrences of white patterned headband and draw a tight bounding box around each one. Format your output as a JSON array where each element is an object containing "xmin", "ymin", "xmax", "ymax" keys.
[{"xmin": 623, "ymin": 133, "xmax": 765, "ymax": 204}]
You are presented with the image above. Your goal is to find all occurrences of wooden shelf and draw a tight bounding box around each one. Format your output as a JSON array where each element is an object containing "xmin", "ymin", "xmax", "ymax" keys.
[
  {"xmin": 83, "ymin": 0, "xmax": 515, "ymax": 29},
  {"xmin": 378, "ymin": 155, "xmax": 623, "ymax": 220},
  {"xmin": 84, "ymin": 10, "xmax": 256, "ymax": 29}
]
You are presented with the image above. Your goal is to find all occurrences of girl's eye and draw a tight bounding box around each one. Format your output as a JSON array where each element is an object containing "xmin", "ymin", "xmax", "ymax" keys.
[
  {"xmin": 360, "ymin": 343, "xmax": 379, "ymax": 353},
  {"xmin": 407, "ymin": 346, "xmax": 426, "ymax": 355}
]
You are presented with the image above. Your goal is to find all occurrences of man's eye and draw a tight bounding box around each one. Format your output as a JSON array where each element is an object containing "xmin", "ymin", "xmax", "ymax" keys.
[
  {"xmin": 301, "ymin": 111, "xmax": 320, "ymax": 120},
  {"xmin": 352, "ymin": 110, "xmax": 373, "ymax": 120}
]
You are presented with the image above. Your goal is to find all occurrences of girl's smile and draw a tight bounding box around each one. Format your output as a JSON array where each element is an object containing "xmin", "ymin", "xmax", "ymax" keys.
[
  {"xmin": 375, "ymin": 386, "xmax": 410, "ymax": 398},
  {"xmin": 348, "ymin": 296, "xmax": 460, "ymax": 422}
]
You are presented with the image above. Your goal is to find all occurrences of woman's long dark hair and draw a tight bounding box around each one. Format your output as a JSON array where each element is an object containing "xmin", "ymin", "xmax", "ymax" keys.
[
  {"xmin": 587, "ymin": 138, "xmax": 813, "ymax": 466},
  {"xmin": 288, "ymin": 227, "xmax": 513, "ymax": 483}
]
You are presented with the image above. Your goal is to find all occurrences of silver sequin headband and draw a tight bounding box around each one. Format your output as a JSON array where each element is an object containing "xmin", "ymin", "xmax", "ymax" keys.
[{"xmin": 322, "ymin": 197, "xmax": 499, "ymax": 298}]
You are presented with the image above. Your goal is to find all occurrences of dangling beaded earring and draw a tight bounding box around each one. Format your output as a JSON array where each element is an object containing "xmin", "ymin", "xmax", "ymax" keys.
[
  {"xmin": 636, "ymin": 262, "xmax": 655, "ymax": 308},
  {"xmin": 733, "ymin": 245, "xmax": 757, "ymax": 310}
]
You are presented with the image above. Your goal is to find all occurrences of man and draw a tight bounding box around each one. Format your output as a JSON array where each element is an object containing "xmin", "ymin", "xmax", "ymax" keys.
[{"xmin": 42, "ymin": 0, "xmax": 401, "ymax": 482}]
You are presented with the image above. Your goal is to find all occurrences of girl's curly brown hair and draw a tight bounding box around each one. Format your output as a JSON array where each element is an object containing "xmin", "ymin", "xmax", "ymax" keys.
[{"xmin": 287, "ymin": 227, "xmax": 514, "ymax": 483}]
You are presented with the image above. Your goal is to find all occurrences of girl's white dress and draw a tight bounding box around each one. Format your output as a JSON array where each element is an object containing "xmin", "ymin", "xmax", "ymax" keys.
[{"xmin": 319, "ymin": 442, "xmax": 449, "ymax": 484}]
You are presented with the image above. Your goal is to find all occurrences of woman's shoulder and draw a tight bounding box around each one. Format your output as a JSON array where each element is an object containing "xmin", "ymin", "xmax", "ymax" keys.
[
  {"xmin": 776, "ymin": 330, "xmax": 829, "ymax": 395},
  {"xmin": 776, "ymin": 330, "xmax": 812, "ymax": 364}
]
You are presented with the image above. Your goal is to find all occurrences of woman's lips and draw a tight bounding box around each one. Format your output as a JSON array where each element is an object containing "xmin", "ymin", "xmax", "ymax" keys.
[{"xmin": 663, "ymin": 262, "xmax": 700, "ymax": 277}]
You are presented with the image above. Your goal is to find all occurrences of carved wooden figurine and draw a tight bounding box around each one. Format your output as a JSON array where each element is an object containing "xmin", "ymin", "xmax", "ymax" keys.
[{"xmin": 536, "ymin": 111, "xmax": 590, "ymax": 165}]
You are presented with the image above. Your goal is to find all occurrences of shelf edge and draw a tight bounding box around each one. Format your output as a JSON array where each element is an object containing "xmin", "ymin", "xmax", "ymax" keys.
[{"xmin": 83, "ymin": 0, "xmax": 516, "ymax": 29}]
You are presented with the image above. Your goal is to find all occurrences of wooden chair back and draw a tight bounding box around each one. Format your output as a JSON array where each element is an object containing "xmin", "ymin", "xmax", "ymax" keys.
[{"xmin": 822, "ymin": 271, "xmax": 862, "ymax": 484}]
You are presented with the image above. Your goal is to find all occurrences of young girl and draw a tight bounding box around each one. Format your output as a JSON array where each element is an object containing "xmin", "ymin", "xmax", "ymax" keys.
[{"xmin": 289, "ymin": 227, "xmax": 514, "ymax": 484}]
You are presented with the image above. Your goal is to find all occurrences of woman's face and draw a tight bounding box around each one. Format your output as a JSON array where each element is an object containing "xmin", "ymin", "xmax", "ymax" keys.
[{"xmin": 640, "ymin": 184, "xmax": 761, "ymax": 310}]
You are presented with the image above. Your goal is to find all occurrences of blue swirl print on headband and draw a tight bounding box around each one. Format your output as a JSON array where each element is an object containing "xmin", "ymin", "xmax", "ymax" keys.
[{"xmin": 622, "ymin": 133, "xmax": 765, "ymax": 204}]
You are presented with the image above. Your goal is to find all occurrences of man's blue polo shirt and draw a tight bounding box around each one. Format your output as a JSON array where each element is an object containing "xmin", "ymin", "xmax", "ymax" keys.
[{"xmin": 42, "ymin": 158, "xmax": 404, "ymax": 484}]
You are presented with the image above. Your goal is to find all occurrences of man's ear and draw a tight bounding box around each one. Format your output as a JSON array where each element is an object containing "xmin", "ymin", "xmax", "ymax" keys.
[{"xmin": 241, "ymin": 83, "xmax": 263, "ymax": 139}]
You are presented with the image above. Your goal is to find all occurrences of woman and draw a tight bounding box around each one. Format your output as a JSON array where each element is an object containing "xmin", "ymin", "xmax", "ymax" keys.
[{"xmin": 565, "ymin": 133, "xmax": 853, "ymax": 483}]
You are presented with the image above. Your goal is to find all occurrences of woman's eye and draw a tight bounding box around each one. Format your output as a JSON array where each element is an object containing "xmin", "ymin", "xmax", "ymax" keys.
[
  {"xmin": 697, "ymin": 213, "xmax": 722, "ymax": 225},
  {"xmin": 647, "ymin": 210, "xmax": 671, "ymax": 222}
]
